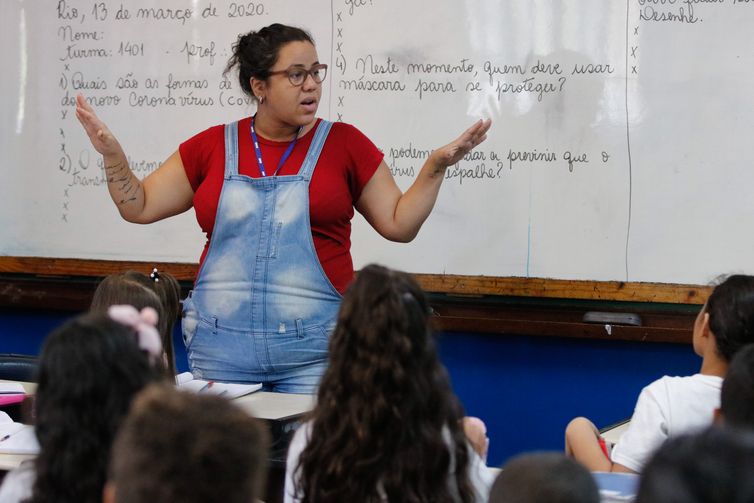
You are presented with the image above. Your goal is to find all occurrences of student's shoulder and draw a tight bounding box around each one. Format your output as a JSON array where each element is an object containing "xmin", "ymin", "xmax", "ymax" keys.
[
  {"xmin": 635, "ymin": 375, "xmax": 686, "ymax": 402},
  {"xmin": 657, "ymin": 374, "xmax": 722, "ymax": 387},
  {"xmin": 642, "ymin": 374, "xmax": 721, "ymax": 398}
]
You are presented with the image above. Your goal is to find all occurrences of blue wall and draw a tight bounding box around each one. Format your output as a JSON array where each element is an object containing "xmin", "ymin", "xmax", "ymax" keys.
[
  {"xmin": 437, "ymin": 331, "xmax": 698, "ymax": 466},
  {"xmin": 0, "ymin": 308, "xmax": 699, "ymax": 467},
  {"xmin": 0, "ymin": 308, "xmax": 73, "ymax": 355}
]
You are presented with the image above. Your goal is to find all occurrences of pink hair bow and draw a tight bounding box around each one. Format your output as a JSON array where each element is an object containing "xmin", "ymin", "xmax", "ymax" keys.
[{"xmin": 108, "ymin": 305, "xmax": 163, "ymax": 361}]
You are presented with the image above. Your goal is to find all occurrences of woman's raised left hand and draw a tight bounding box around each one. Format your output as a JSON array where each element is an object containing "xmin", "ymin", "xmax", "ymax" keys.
[{"xmin": 431, "ymin": 118, "xmax": 492, "ymax": 169}]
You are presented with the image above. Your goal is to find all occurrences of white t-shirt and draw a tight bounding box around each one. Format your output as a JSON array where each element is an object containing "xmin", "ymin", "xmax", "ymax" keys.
[
  {"xmin": 0, "ymin": 460, "xmax": 35, "ymax": 503},
  {"xmin": 284, "ymin": 421, "xmax": 495, "ymax": 503},
  {"xmin": 610, "ymin": 373, "xmax": 722, "ymax": 472}
]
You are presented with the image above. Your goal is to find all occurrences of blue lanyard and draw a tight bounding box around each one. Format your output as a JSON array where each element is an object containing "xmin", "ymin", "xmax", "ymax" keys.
[{"xmin": 250, "ymin": 116, "xmax": 302, "ymax": 177}]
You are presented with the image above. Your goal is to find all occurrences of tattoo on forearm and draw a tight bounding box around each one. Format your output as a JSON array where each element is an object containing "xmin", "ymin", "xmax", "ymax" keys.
[
  {"xmin": 106, "ymin": 162, "xmax": 128, "ymax": 183},
  {"xmin": 105, "ymin": 162, "xmax": 124, "ymax": 172},
  {"xmin": 116, "ymin": 184, "xmax": 143, "ymax": 206},
  {"xmin": 119, "ymin": 178, "xmax": 133, "ymax": 192},
  {"xmin": 105, "ymin": 159, "xmax": 142, "ymax": 206}
]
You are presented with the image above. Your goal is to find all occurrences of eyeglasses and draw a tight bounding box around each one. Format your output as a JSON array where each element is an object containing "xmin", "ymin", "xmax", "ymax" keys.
[{"xmin": 268, "ymin": 64, "xmax": 328, "ymax": 86}]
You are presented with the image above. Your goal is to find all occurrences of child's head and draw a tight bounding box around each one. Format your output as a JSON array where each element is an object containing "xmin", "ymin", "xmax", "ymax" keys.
[
  {"xmin": 327, "ymin": 263, "xmax": 435, "ymax": 383},
  {"xmin": 91, "ymin": 272, "xmax": 162, "ymax": 314},
  {"xmin": 636, "ymin": 426, "xmax": 754, "ymax": 503},
  {"xmin": 489, "ymin": 452, "xmax": 600, "ymax": 503},
  {"xmin": 695, "ymin": 274, "xmax": 754, "ymax": 362},
  {"xmin": 718, "ymin": 343, "xmax": 754, "ymax": 429},
  {"xmin": 323, "ymin": 264, "xmax": 453, "ymax": 421},
  {"xmin": 91, "ymin": 269, "xmax": 181, "ymax": 376},
  {"xmin": 105, "ymin": 384, "xmax": 269, "ymax": 503},
  {"xmin": 297, "ymin": 264, "xmax": 475, "ymax": 502},
  {"xmin": 31, "ymin": 313, "xmax": 161, "ymax": 503}
]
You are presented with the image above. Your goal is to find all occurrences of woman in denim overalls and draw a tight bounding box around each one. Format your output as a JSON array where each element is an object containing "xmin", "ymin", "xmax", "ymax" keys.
[{"xmin": 76, "ymin": 24, "xmax": 491, "ymax": 393}]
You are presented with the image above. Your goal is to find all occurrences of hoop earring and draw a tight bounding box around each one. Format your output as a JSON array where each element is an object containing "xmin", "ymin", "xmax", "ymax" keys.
[{"xmin": 258, "ymin": 95, "xmax": 265, "ymax": 104}]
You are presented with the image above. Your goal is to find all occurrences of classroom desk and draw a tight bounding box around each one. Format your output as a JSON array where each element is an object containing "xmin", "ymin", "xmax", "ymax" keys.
[
  {"xmin": 0, "ymin": 380, "xmax": 35, "ymax": 394},
  {"xmin": 0, "ymin": 452, "xmax": 33, "ymax": 472},
  {"xmin": 234, "ymin": 391, "xmax": 314, "ymax": 421},
  {"xmin": 601, "ymin": 420, "xmax": 630, "ymax": 446},
  {"xmin": 235, "ymin": 392, "xmax": 314, "ymax": 503},
  {"xmin": 0, "ymin": 453, "xmax": 33, "ymax": 472},
  {"xmin": 234, "ymin": 391, "xmax": 315, "ymax": 476},
  {"xmin": 0, "ymin": 380, "xmax": 314, "ymax": 422}
]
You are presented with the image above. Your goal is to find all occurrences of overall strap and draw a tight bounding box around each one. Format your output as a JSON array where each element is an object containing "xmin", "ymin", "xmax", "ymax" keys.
[
  {"xmin": 223, "ymin": 121, "xmax": 240, "ymax": 177},
  {"xmin": 298, "ymin": 120, "xmax": 333, "ymax": 182}
]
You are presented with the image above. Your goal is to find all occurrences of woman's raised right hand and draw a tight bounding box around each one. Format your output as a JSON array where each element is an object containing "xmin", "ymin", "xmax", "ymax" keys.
[{"xmin": 75, "ymin": 93, "xmax": 122, "ymax": 157}]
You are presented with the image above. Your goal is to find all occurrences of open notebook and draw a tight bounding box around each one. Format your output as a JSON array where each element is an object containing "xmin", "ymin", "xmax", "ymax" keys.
[
  {"xmin": 175, "ymin": 372, "xmax": 262, "ymax": 399},
  {"xmin": 0, "ymin": 411, "xmax": 39, "ymax": 455}
]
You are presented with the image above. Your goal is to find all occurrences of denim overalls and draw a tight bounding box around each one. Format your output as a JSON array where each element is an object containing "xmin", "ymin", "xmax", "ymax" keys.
[{"xmin": 181, "ymin": 119, "xmax": 341, "ymax": 393}]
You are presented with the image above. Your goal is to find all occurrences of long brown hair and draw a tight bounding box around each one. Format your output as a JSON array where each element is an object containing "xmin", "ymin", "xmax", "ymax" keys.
[
  {"xmin": 295, "ymin": 264, "xmax": 475, "ymax": 502},
  {"xmin": 90, "ymin": 269, "xmax": 181, "ymax": 376}
]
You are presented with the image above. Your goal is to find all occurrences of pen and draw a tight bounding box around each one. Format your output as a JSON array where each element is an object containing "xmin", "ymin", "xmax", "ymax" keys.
[
  {"xmin": 198, "ymin": 381, "xmax": 214, "ymax": 393},
  {"xmin": 0, "ymin": 434, "xmax": 12, "ymax": 442}
]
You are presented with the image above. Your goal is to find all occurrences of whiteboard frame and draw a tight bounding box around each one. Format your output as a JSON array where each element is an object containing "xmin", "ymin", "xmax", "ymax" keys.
[{"xmin": 0, "ymin": 256, "xmax": 710, "ymax": 304}]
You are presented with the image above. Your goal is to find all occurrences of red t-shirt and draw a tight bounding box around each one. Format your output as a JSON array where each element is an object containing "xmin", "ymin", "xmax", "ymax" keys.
[{"xmin": 179, "ymin": 117, "xmax": 383, "ymax": 293}]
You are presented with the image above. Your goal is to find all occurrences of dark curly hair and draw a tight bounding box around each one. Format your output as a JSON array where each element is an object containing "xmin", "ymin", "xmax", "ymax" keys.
[
  {"xmin": 705, "ymin": 274, "xmax": 754, "ymax": 362},
  {"xmin": 90, "ymin": 270, "xmax": 181, "ymax": 376},
  {"xmin": 294, "ymin": 264, "xmax": 475, "ymax": 502},
  {"xmin": 27, "ymin": 313, "xmax": 161, "ymax": 503},
  {"xmin": 223, "ymin": 23, "xmax": 314, "ymax": 99}
]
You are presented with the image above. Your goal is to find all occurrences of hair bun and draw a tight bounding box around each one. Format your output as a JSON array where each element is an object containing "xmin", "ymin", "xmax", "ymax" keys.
[{"xmin": 238, "ymin": 31, "xmax": 256, "ymax": 50}]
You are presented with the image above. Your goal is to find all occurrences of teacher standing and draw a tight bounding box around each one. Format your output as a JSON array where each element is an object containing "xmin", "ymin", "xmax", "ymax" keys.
[{"xmin": 76, "ymin": 23, "xmax": 491, "ymax": 393}]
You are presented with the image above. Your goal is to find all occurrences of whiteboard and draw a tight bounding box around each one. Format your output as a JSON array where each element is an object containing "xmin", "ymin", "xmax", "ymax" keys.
[{"xmin": 1, "ymin": 0, "xmax": 753, "ymax": 285}]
